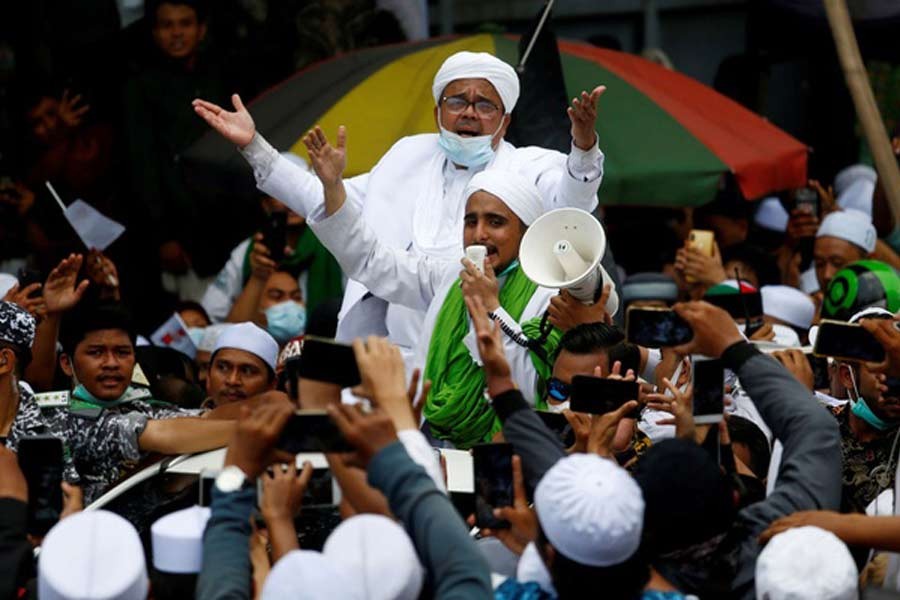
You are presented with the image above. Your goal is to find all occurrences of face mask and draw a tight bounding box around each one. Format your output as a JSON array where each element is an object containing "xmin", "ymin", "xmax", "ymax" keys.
[
  {"xmin": 188, "ymin": 327, "xmax": 206, "ymax": 348},
  {"xmin": 265, "ymin": 301, "xmax": 306, "ymax": 343},
  {"xmin": 547, "ymin": 400, "xmax": 570, "ymax": 414},
  {"xmin": 848, "ymin": 367, "xmax": 894, "ymax": 431},
  {"xmin": 73, "ymin": 383, "xmax": 103, "ymax": 404},
  {"xmin": 437, "ymin": 108, "xmax": 504, "ymax": 168}
]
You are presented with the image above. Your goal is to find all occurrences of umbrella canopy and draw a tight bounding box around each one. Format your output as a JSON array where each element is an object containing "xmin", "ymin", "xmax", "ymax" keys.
[{"xmin": 184, "ymin": 33, "xmax": 807, "ymax": 207}]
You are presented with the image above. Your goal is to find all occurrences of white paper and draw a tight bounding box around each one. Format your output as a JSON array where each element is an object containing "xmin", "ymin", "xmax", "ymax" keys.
[
  {"xmin": 63, "ymin": 199, "xmax": 125, "ymax": 251},
  {"xmin": 150, "ymin": 312, "xmax": 198, "ymax": 359}
]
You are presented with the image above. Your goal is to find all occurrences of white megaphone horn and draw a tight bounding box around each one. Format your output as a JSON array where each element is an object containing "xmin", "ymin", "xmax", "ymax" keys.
[{"xmin": 519, "ymin": 208, "xmax": 619, "ymax": 316}]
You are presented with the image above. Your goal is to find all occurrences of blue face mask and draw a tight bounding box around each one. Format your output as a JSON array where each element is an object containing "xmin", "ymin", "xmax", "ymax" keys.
[
  {"xmin": 852, "ymin": 397, "xmax": 893, "ymax": 431},
  {"xmin": 187, "ymin": 327, "xmax": 206, "ymax": 348},
  {"xmin": 436, "ymin": 109, "xmax": 504, "ymax": 168},
  {"xmin": 265, "ymin": 301, "xmax": 306, "ymax": 343}
]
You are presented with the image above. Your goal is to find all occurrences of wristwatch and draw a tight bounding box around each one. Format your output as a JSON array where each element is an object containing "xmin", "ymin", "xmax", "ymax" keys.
[{"xmin": 215, "ymin": 465, "xmax": 249, "ymax": 493}]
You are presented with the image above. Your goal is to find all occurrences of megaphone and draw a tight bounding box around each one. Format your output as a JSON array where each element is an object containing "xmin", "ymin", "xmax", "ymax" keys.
[{"xmin": 519, "ymin": 208, "xmax": 619, "ymax": 316}]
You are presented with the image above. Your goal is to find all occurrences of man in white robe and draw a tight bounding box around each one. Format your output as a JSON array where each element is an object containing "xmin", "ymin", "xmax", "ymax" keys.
[
  {"xmin": 299, "ymin": 125, "xmax": 615, "ymax": 447},
  {"xmin": 193, "ymin": 51, "xmax": 607, "ymax": 368}
]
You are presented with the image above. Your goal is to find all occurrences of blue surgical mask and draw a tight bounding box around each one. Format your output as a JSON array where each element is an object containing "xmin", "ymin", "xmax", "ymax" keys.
[
  {"xmin": 851, "ymin": 397, "xmax": 892, "ymax": 431},
  {"xmin": 437, "ymin": 109, "xmax": 504, "ymax": 168},
  {"xmin": 187, "ymin": 327, "xmax": 206, "ymax": 348},
  {"xmin": 265, "ymin": 301, "xmax": 306, "ymax": 343}
]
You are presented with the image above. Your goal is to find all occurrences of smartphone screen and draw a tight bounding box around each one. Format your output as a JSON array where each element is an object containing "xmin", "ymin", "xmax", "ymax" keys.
[
  {"xmin": 626, "ymin": 307, "xmax": 693, "ymax": 348},
  {"xmin": 276, "ymin": 410, "xmax": 354, "ymax": 454},
  {"xmin": 262, "ymin": 211, "xmax": 287, "ymax": 264},
  {"xmin": 813, "ymin": 320, "xmax": 886, "ymax": 363},
  {"xmin": 15, "ymin": 267, "xmax": 43, "ymax": 298},
  {"xmin": 534, "ymin": 410, "xmax": 575, "ymax": 447},
  {"xmin": 793, "ymin": 187, "xmax": 819, "ymax": 217},
  {"xmin": 569, "ymin": 375, "xmax": 640, "ymax": 417},
  {"xmin": 692, "ymin": 358, "xmax": 724, "ymax": 424},
  {"xmin": 805, "ymin": 353, "xmax": 831, "ymax": 391},
  {"xmin": 18, "ymin": 435, "xmax": 64, "ymax": 535},
  {"xmin": 472, "ymin": 443, "xmax": 514, "ymax": 530},
  {"xmin": 293, "ymin": 336, "xmax": 361, "ymax": 388}
]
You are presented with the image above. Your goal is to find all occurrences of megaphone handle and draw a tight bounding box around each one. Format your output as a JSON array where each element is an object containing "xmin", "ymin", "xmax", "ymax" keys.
[{"xmin": 488, "ymin": 310, "xmax": 554, "ymax": 368}]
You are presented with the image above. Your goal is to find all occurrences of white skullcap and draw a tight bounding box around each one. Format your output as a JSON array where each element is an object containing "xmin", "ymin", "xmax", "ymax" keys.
[
  {"xmin": 323, "ymin": 515, "xmax": 424, "ymax": 600},
  {"xmin": 799, "ymin": 266, "xmax": 820, "ymax": 294},
  {"xmin": 838, "ymin": 179, "xmax": 875, "ymax": 217},
  {"xmin": 212, "ymin": 322, "xmax": 279, "ymax": 371},
  {"xmin": 534, "ymin": 454, "xmax": 644, "ymax": 567},
  {"xmin": 432, "ymin": 51, "xmax": 520, "ymax": 114},
  {"xmin": 151, "ymin": 506, "xmax": 211, "ymax": 574},
  {"xmin": 755, "ymin": 526, "xmax": 858, "ymax": 600},
  {"xmin": 198, "ymin": 323, "xmax": 229, "ymax": 353},
  {"xmin": 0, "ymin": 273, "xmax": 17, "ymax": 297},
  {"xmin": 262, "ymin": 550, "xmax": 362, "ymax": 600},
  {"xmin": 816, "ymin": 209, "xmax": 877, "ymax": 254},
  {"xmin": 761, "ymin": 285, "xmax": 816, "ymax": 330},
  {"xmin": 465, "ymin": 170, "xmax": 542, "ymax": 226},
  {"xmin": 771, "ymin": 323, "xmax": 801, "ymax": 347},
  {"xmin": 754, "ymin": 196, "xmax": 789, "ymax": 232},
  {"xmin": 834, "ymin": 164, "xmax": 877, "ymax": 198},
  {"xmin": 39, "ymin": 510, "xmax": 148, "ymax": 600}
]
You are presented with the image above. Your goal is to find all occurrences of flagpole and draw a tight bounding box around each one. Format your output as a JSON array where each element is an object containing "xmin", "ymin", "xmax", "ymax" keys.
[
  {"xmin": 45, "ymin": 181, "xmax": 68, "ymax": 213},
  {"xmin": 823, "ymin": 0, "xmax": 900, "ymax": 224},
  {"xmin": 518, "ymin": 0, "xmax": 556, "ymax": 72}
]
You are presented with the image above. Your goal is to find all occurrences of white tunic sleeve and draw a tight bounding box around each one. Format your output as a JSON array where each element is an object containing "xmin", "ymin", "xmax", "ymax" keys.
[
  {"xmin": 239, "ymin": 133, "xmax": 369, "ymax": 219},
  {"xmin": 309, "ymin": 200, "xmax": 452, "ymax": 312}
]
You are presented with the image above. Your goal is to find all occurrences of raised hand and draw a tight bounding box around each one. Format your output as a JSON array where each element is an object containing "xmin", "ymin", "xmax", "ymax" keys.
[
  {"xmin": 644, "ymin": 377, "xmax": 695, "ymax": 440},
  {"xmin": 586, "ymin": 399, "xmax": 640, "ymax": 458},
  {"xmin": 351, "ymin": 336, "xmax": 417, "ymax": 430},
  {"xmin": 327, "ymin": 404, "xmax": 398, "ymax": 468},
  {"xmin": 568, "ymin": 86, "xmax": 605, "ymax": 151},
  {"xmin": 224, "ymin": 398, "xmax": 295, "ymax": 479},
  {"xmin": 464, "ymin": 294, "xmax": 512, "ymax": 384},
  {"xmin": 57, "ymin": 89, "xmax": 90, "ymax": 130},
  {"xmin": 192, "ymin": 94, "xmax": 256, "ymax": 148},
  {"xmin": 860, "ymin": 318, "xmax": 900, "ymax": 377},
  {"xmin": 302, "ymin": 126, "xmax": 347, "ymax": 188},
  {"xmin": 249, "ymin": 233, "xmax": 277, "ymax": 281},
  {"xmin": 43, "ymin": 254, "xmax": 90, "ymax": 314},
  {"xmin": 672, "ymin": 301, "xmax": 744, "ymax": 358},
  {"xmin": 3, "ymin": 283, "xmax": 44, "ymax": 317},
  {"xmin": 260, "ymin": 461, "xmax": 313, "ymax": 523},
  {"xmin": 478, "ymin": 455, "xmax": 537, "ymax": 555},
  {"xmin": 548, "ymin": 285, "xmax": 613, "ymax": 331}
]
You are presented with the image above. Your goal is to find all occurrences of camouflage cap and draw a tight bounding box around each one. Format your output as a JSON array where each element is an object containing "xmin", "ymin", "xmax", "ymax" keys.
[{"xmin": 0, "ymin": 301, "xmax": 35, "ymax": 349}]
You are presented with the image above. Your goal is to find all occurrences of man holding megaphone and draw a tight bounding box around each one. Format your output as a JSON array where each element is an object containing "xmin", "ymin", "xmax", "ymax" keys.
[{"xmin": 300, "ymin": 126, "xmax": 617, "ymax": 449}]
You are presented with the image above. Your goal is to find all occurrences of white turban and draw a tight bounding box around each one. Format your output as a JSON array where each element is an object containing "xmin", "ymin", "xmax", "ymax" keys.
[
  {"xmin": 432, "ymin": 51, "xmax": 520, "ymax": 114},
  {"xmin": 817, "ymin": 209, "xmax": 877, "ymax": 254},
  {"xmin": 39, "ymin": 511, "xmax": 148, "ymax": 600},
  {"xmin": 756, "ymin": 526, "xmax": 858, "ymax": 600},
  {"xmin": 534, "ymin": 454, "xmax": 644, "ymax": 567},
  {"xmin": 151, "ymin": 506, "xmax": 211, "ymax": 574},
  {"xmin": 212, "ymin": 322, "xmax": 279, "ymax": 371},
  {"xmin": 323, "ymin": 515, "xmax": 424, "ymax": 600},
  {"xmin": 754, "ymin": 196, "xmax": 789, "ymax": 233},
  {"xmin": 835, "ymin": 164, "xmax": 877, "ymax": 217},
  {"xmin": 761, "ymin": 285, "xmax": 816, "ymax": 330},
  {"xmin": 464, "ymin": 170, "xmax": 543, "ymax": 226}
]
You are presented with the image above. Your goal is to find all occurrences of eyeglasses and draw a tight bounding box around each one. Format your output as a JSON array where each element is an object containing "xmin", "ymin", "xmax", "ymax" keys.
[
  {"xmin": 546, "ymin": 378, "xmax": 570, "ymax": 402},
  {"xmin": 441, "ymin": 95, "xmax": 500, "ymax": 118}
]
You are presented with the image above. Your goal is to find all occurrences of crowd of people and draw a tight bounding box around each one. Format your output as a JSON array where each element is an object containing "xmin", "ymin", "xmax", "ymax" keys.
[{"xmin": 4, "ymin": 1, "xmax": 900, "ymax": 599}]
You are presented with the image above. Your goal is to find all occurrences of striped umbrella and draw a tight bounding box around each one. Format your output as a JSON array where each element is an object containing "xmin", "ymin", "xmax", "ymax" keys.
[{"xmin": 184, "ymin": 33, "xmax": 808, "ymax": 207}]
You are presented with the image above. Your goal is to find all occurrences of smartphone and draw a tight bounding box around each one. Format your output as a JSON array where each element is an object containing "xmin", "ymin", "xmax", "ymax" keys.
[
  {"xmin": 570, "ymin": 375, "xmax": 640, "ymax": 418},
  {"xmin": 813, "ymin": 320, "xmax": 886, "ymax": 363},
  {"xmin": 199, "ymin": 468, "xmax": 219, "ymax": 507},
  {"xmin": 534, "ymin": 410, "xmax": 575, "ymax": 447},
  {"xmin": 793, "ymin": 187, "xmax": 819, "ymax": 217},
  {"xmin": 805, "ymin": 353, "xmax": 831, "ymax": 391},
  {"xmin": 261, "ymin": 211, "xmax": 287, "ymax": 264},
  {"xmin": 686, "ymin": 229, "xmax": 714, "ymax": 283},
  {"xmin": 704, "ymin": 291, "xmax": 763, "ymax": 321},
  {"xmin": 626, "ymin": 306, "xmax": 694, "ymax": 348},
  {"xmin": 257, "ymin": 466, "xmax": 338, "ymax": 508},
  {"xmin": 692, "ymin": 358, "xmax": 724, "ymax": 424},
  {"xmin": 276, "ymin": 409, "xmax": 354, "ymax": 453},
  {"xmin": 293, "ymin": 336, "xmax": 361, "ymax": 388},
  {"xmin": 18, "ymin": 435, "xmax": 64, "ymax": 535},
  {"xmin": 16, "ymin": 267, "xmax": 43, "ymax": 298},
  {"xmin": 472, "ymin": 443, "xmax": 514, "ymax": 530}
]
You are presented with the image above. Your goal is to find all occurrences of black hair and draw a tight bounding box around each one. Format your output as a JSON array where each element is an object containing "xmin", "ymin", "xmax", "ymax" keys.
[
  {"xmin": 726, "ymin": 414, "xmax": 771, "ymax": 479},
  {"xmin": 721, "ymin": 242, "xmax": 781, "ymax": 287},
  {"xmin": 174, "ymin": 300, "xmax": 211, "ymax": 326},
  {"xmin": 537, "ymin": 526, "xmax": 649, "ymax": 599},
  {"xmin": 59, "ymin": 303, "xmax": 136, "ymax": 356},
  {"xmin": 694, "ymin": 175, "xmax": 751, "ymax": 221},
  {"xmin": 150, "ymin": 570, "xmax": 198, "ymax": 599},
  {"xmin": 145, "ymin": 0, "xmax": 207, "ymax": 25},
  {"xmin": 558, "ymin": 323, "xmax": 625, "ymax": 355}
]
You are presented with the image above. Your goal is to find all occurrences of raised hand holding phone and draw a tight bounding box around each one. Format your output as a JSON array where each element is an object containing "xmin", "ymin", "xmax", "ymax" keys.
[
  {"xmin": 477, "ymin": 455, "xmax": 537, "ymax": 555},
  {"xmin": 351, "ymin": 336, "xmax": 417, "ymax": 431},
  {"xmin": 671, "ymin": 301, "xmax": 744, "ymax": 358},
  {"xmin": 464, "ymin": 294, "xmax": 512, "ymax": 392}
]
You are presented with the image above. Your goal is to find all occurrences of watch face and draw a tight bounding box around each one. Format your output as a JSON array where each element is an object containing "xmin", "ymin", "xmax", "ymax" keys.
[{"xmin": 216, "ymin": 466, "xmax": 245, "ymax": 492}]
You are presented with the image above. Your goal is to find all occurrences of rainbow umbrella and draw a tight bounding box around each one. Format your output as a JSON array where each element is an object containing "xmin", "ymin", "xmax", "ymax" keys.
[{"xmin": 184, "ymin": 33, "xmax": 807, "ymax": 207}]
